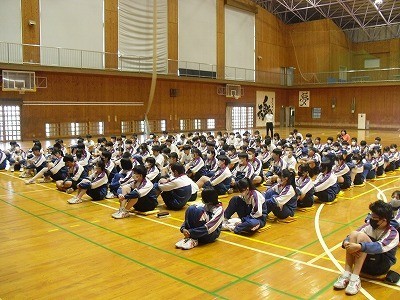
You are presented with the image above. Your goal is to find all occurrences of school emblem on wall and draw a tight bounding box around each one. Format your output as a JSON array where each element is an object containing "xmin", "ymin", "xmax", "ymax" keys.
[
  {"xmin": 299, "ymin": 91, "xmax": 310, "ymax": 107},
  {"xmin": 256, "ymin": 91, "xmax": 275, "ymax": 128}
]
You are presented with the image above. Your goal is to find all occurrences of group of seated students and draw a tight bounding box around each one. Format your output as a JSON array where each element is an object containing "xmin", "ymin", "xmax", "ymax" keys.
[{"xmin": 1, "ymin": 130, "xmax": 399, "ymax": 259}]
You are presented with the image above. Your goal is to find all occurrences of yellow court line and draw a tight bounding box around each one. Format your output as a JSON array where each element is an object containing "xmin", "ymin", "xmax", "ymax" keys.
[
  {"xmin": 19, "ymin": 189, "xmax": 53, "ymax": 194},
  {"xmin": 168, "ymin": 216, "xmax": 334, "ymax": 261}
]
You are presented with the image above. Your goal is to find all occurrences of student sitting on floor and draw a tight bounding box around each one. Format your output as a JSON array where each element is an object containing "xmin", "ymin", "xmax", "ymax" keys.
[
  {"xmin": 264, "ymin": 169, "xmax": 297, "ymax": 219},
  {"xmin": 389, "ymin": 190, "xmax": 400, "ymax": 233},
  {"xmin": 350, "ymin": 153, "xmax": 365, "ymax": 186},
  {"xmin": 196, "ymin": 155, "xmax": 232, "ymax": 196},
  {"xmin": 230, "ymin": 152, "xmax": 254, "ymax": 191},
  {"xmin": 56, "ymin": 154, "xmax": 86, "ymax": 194},
  {"xmin": 333, "ymin": 200, "xmax": 399, "ymax": 295},
  {"xmin": 112, "ymin": 165, "xmax": 158, "ymax": 219},
  {"xmin": 67, "ymin": 161, "xmax": 108, "ymax": 204},
  {"xmin": 222, "ymin": 178, "xmax": 267, "ymax": 234},
  {"xmin": 176, "ymin": 187, "xmax": 224, "ymax": 250},
  {"xmin": 296, "ymin": 164, "xmax": 315, "ymax": 208},
  {"xmin": 155, "ymin": 162, "xmax": 193, "ymax": 210},
  {"xmin": 144, "ymin": 156, "xmax": 160, "ymax": 184},
  {"xmin": 106, "ymin": 158, "xmax": 133, "ymax": 199},
  {"xmin": 185, "ymin": 148, "xmax": 205, "ymax": 182},
  {"xmin": 264, "ymin": 148, "xmax": 286, "ymax": 185},
  {"xmin": 0, "ymin": 148, "xmax": 7, "ymax": 170},
  {"xmin": 362, "ymin": 150, "xmax": 377, "ymax": 180},
  {"xmin": 25, "ymin": 149, "xmax": 66, "ymax": 184},
  {"xmin": 247, "ymin": 147, "xmax": 263, "ymax": 186},
  {"xmin": 333, "ymin": 154, "xmax": 352, "ymax": 190},
  {"xmin": 314, "ymin": 158, "xmax": 340, "ymax": 203},
  {"xmin": 20, "ymin": 145, "xmax": 47, "ymax": 178},
  {"xmin": 8, "ymin": 146, "xmax": 26, "ymax": 172}
]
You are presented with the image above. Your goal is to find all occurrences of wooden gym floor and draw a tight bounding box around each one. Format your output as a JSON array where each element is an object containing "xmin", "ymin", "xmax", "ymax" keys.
[{"xmin": 0, "ymin": 127, "xmax": 399, "ymax": 299}]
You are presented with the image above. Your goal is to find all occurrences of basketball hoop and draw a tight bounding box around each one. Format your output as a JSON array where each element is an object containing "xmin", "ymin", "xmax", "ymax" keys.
[
  {"xmin": 19, "ymin": 88, "xmax": 25, "ymax": 95},
  {"xmin": 234, "ymin": 95, "xmax": 240, "ymax": 100}
]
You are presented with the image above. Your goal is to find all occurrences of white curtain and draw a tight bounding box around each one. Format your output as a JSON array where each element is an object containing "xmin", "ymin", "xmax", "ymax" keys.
[
  {"xmin": 40, "ymin": 0, "xmax": 104, "ymax": 69},
  {"xmin": 225, "ymin": 5, "xmax": 255, "ymax": 81},
  {"xmin": 0, "ymin": 0, "xmax": 22, "ymax": 64},
  {"xmin": 178, "ymin": 0, "xmax": 216, "ymax": 76},
  {"xmin": 118, "ymin": 0, "xmax": 168, "ymax": 73}
]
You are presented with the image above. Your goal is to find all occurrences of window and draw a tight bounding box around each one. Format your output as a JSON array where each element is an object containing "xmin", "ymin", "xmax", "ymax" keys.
[
  {"xmin": 0, "ymin": 105, "xmax": 21, "ymax": 141},
  {"xmin": 89, "ymin": 121, "xmax": 104, "ymax": 135},
  {"xmin": 45, "ymin": 123, "xmax": 59, "ymax": 138},
  {"xmin": 193, "ymin": 119, "xmax": 201, "ymax": 130},
  {"xmin": 207, "ymin": 119, "xmax": 215, "ymax": 129},
  {"xmin": 160, "ymin": 120, "xmax": 166, "ymax": 132},
  {"xmin": 312, "ymin": 108, "xmax": 322, "ymax": 119},
  {"xmin": 231, "ymin": 106, "xmax": 253, "ymax": 129},
  {"xmin": 180, "ymin": 119, "xmax": 190, "ymax": 131}
]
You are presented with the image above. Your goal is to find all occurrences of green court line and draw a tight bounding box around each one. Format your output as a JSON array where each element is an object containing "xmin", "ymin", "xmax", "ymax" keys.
[
  {"xmin": 309, "ymin": 278, "xmax": 340, "ymax": 300},
  {"xmin": 214, "ymin": 212, "xmax": 367, "ymax": 296},
  {"xmin": 0, "ymin": 184, "xmax": 303, "ymax": 298},
  {"xmin": 0, "ymin": 176, "xmax": 386, "ymax": 299},
  {"xmin": 0, "ymin": 197, "xmax": 227, "ymax": 300}
]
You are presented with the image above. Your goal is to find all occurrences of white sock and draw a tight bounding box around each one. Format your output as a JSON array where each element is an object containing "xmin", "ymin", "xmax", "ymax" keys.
[
  {"xmin": 350, "ymin": 273, "xmax": 359, "ymax": 281},
  {"xmin": 343, "ymin": 271, "xmax": 351, "ymax": 278}
]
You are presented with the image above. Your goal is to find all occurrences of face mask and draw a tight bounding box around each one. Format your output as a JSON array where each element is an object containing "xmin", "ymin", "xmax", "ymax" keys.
[
  {"xmin": 333, "ymin": 147, "xmax": 338, "ymax": 151},
  {"xmin": 207, "ymin": 154, "xmax": 212, "ymax": 159},
  {"xmin": 352, "ymin": 160, "xmax": 357, "ymax": 164},
  {"xmin": 390, "ymin": 149, "xmax": 395, "ymax": 153},
  {"xmin": 369, "ymin": 219, "xmax": 380, "ymax": 230},
  {"xmin": 351, "ymin": 142, "xmax": 356, "ymax": 146},
  {"xmin": 277, "ymin": 178, "xmax": 282, "ymax": 184},
  {"xmin": 248, "ymin": 154, "xmax": 254, "ymax": 160},
  {"xmin": 327, "ymin": 141, "xmax": 332, "ymax": 145},
  {"xmin": 334, "ymin": 161, "xmax": 339, "ymax": 166}
]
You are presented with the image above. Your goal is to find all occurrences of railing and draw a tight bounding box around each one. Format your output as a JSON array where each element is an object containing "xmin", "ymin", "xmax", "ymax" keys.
[{"xmin": 1, "ymin": 41, "xmax": 400, "ymax": 86}]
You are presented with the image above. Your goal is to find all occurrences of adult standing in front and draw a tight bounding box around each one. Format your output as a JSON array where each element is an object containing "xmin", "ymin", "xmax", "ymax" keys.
[{"xmin": 265, "ymin": 110, "xmax": 274, "ymax": 138}]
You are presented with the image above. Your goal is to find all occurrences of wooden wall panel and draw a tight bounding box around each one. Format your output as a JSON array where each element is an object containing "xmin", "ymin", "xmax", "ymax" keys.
[
  {"xmin": 21, "ymin": 0, "xmax": 40, "ymax": 64},
  {"xmin": 168, "ymin": 0, "xmax": 178, "ymax": 74},
  {"xmin": 287, "ymin": 85, "xmax": 400, "ymax": 129},
  {"xmin": 217, "ymin": 0, "xmax": 225, "ymax": 80},
  {"xmin": 104, "ymin": 0, "xmax": 118, "ymax": 69}
]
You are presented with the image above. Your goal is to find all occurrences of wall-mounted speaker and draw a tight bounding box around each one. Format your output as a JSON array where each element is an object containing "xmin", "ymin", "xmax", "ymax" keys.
[{"xmin": 170, "ymin": 88, "xmax": 178, "ymax": 98}]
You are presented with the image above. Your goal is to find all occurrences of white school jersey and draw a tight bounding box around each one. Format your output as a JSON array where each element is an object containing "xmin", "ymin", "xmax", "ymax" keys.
[
  {"xmin": 313, "ymin": 171, "xmax": 337, "ymax": 192},
  {"xmin": 282, "ymin": 155, "xmax": 297, "ymax": 171},
  {"xmin": 49, "ymin": 157, "xmax": 65, "ymax": 174},
  {"xmin": 87, "ymin": 171, "xmax": 108, "ymax": 189},
  {"xmin": 296, "ymin": 176, "xmax": 314, "ymax": 195},
  {"xmin": 153, "ymin": 153, "xmax": 165, "ymax": 168},
  {"xmin": 146, "ymin": 166, "xmax": 160, "ymax": 181}
]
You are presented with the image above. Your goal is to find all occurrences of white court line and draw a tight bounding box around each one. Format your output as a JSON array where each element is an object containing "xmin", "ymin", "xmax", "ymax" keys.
[
  {"xmin": 307, "ymin": 242, "xmax": 343, "ymax": 264},
  {"xmin": 92, "ymin": 201, "xmax": 400, "ymax": 292},
  {"xmin": 315, "ymin": 204, "xmax": 375, "ymax": 300}
]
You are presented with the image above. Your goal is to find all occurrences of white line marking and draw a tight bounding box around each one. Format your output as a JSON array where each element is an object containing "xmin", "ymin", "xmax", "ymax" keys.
[{"xmin": 315, "ymin": 204, "xmax": 375, "ymax": 300}]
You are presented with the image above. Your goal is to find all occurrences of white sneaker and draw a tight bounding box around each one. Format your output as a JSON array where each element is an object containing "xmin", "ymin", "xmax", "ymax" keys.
[
  {"xmin": 112, "ymin": 209, "xmax": 130, "ymax": 219},
  {"xmin": 345, "ymin": 278, "xmax": 361, "ymax": 295},
  {"xmin": 66, "ymin": 188, "xmax": 74, "ymax": 194},
  {"xmin": 333, "ymin": 274, "xmax": 350, "ymax": 289},
  {"xmin": 221, "ymin": 220, "xmax": 236, "ymax": 232},
  {"xmin": 106, "ymin": 191, "xmax": 116, "ymax": 199},
  {"xmin": 175, "ymin": 238, "xmax": 186, "ymax": 249},
  {"xmin": 181, "ymin": 238, "xmax": 198, "ymax": 250},
  {"xmin": 67, "ymin": 197, "xmax": 82, "ymax": 204}
]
